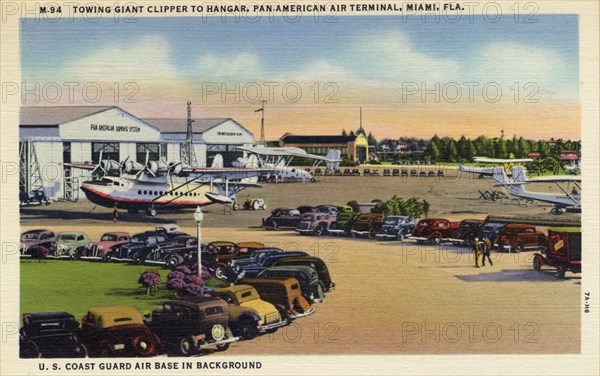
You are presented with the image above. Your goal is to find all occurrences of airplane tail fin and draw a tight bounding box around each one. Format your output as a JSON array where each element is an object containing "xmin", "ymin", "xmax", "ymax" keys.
[
  {"xmin": 492, "ymin": 167, "xmax": 527, "ymax": 196},
  {"xmin": 211, "ymin": 154, "xmax": 224, "ymax": 168},
  {"xmin": 325, "ymin": 150, "xmax": 341, "ymax": 170}
]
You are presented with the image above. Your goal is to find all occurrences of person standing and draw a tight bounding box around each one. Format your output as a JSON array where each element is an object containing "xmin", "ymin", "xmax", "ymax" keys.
[
  {"xmin": 472, "ymin": 237, "xmax": 482, "ymax": 268},
  {"xmin": 482, "ymin": 236, "xmax": 493, "ymax": 267},
  {"xmin": 112, "ymin": 202, "xmax": 119, "ymax": 223}
]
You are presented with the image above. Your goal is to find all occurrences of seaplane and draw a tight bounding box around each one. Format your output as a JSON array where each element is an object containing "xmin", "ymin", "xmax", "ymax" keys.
[
  {"xmin": 459, "ymin": 158, "xmax": 581, "ymax": 215},
  {"xmin": 232, "ymin": 146, "xmax": 341, "ymax": 182},
  {"xmin": 458, "ymin": 157, "xmax": 535, "ymax": 177},
  {"xmin": 64, "ymin": 152, "xmax": 275, "ymax": 216}
]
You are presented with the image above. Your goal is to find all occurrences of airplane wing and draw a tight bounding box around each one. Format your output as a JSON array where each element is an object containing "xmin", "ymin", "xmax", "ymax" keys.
[
  {"xmin": 62, "ymin": 162, "xmax": 97, "ymax": 170},
  {"xmin": 525, "ymin": 175, "xmax": 582, "ymax": 183},
  {"xmin": 180, "ymin": 167, "xmax": 276, "ymax": 180},
  {"xmin": 473, "ymin": 157, "xmax": 534, "ymax": 164},
  {"xmin": 237, "ymin": 146, "xmax": 342, "ymax": 162}
]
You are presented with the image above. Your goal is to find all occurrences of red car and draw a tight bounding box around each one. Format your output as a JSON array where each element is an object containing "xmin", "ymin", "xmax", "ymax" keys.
[
  {"xmin": 496, "ymin": 224, "xmax": 547, "ymax": 253},
  {"xmin": 80, "ymin": 232, "xmax": 131, "ymax": 261},
  {"xmin": 533, "ymin": 227, "xmax": 581, "ymax": 278},
  {"xmin": 410, "ymin": 218, "xmax": 460, "ymax": 244},
  {"xmin": 81, "ymin": 306, "xmax": 162, "ymax": 357}
]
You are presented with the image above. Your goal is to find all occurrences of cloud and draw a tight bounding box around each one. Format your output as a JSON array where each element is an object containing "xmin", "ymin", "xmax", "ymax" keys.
[
  {"xmin": 197, "ymin": 52, "xmax": 264, "ymax": 79},
  {"xmin": 472, "ymin": 41, "xmax": 567, "ymax": 85},
  {"xmin": 61, "ymin": 35, "xmax": 179, "ymax": 83},
  {"xmin": 277, "ymin": 59, "xmax": 355, "ymax": 82},
  {"xmin": 347, "ymin": 31, "xmax": 462, "ymax": 82}
]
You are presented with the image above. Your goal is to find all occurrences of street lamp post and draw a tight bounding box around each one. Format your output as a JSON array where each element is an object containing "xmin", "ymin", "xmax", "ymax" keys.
[{"xmin": 194, "ymin": 206, "xmax": 204, "ymax": 277}]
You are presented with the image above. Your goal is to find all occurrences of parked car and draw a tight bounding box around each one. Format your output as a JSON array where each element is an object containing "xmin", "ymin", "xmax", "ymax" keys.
[
  {"xmin": 81, "ymin": 305, "xmax": 163, "ymax": 357},
  {"xmin": 155, "ymin": 224, "xmax": 189, "ymax": 240},
  {"xmin": 20, "ymin": 229, "xmax": 56, "ymax": 258},
  {"xmin": 533, "ymin": 227, "xmax": 581, "ymax": 278},
  {"xmin": 233, "ymin": 197, "xmax": 267, "ymax": 211},
  {"xmin": 80, "ymin": 232, "xmax": 131, "ymax": 261},
  {"xmin": 328, "ymin": 210, "xmax": 359, "ymax": 237},
  {"xmin": 233, "ymin": 251, "xmax": 309, "ymax": 279},
  {"xmin": 157, "ymin": 235, "xmax": 199, "ymax": 268},
  {"xmin": 258, "ymin": 265, "xmax": 324, "ymax": 304},
  {"xmin": 450, "ymin": 219, "xmax": 485, "ymax": 246},
  {"xmin": 496, "ymin": 224, "xmax": 547, "ymax": 253},
  {"xmin": 145, "ymin": 297, "xmax": 238, "ymax": 355},
  {"xmin": 477, "ymin": 222, "xmax": 506, "ymax": 244},
  {"xmin": 20, "ymin": 188, "xmax": 51, "ymax": 206},
  {"xmin": 225, "ymin": 248, "xmax": 284, "ymax": 272},
  {"xmin": 375, "ymin": 216, "xmax": 416, "ymax": 240},
  {"xmin": 20, "ymin": 312, "xmax": 87, "ymax": 358},
  {"xmin": 108, "ymin": 231, "xmax": 171, "ymax": 261},
  {"xmin": 410, "ymin": 218, "xmax": 460, "ymax": 245},
  {"xmin": 351, "ymin": 213, "xmax": 385, "ymax": 239},
  {"xmin": 273, "ymin": 256, "xmax": 336, "ymax": 293},
  {"xmin": 210, "ymin": 285, "xmax": 287, "ymax": 339},
  {"xmin": 262, "ymin": 208, "xmax": 302, "ymax": 230},
  {"xmin": 315, "ymin": 205, "xmax": 339, "ymax": 216},
  {"xmin": 239, "ymin": 277, "xmax": 315, "ymax": 320},
  {"xmin": 55, "ymin": 231, "xmax": 92, "ymax": 258},
  {"xmin": 296, "ymin": 212, "xmax": 336, "ymax": 236}
]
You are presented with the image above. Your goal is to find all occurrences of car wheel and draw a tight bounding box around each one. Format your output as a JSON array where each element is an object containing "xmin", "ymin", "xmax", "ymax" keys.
[
  {"xmin": 396, "ymin": 232, "xmax": 404, "ymax": 241},
  {"xmin": 215, "ymin": 267, "xmax": 227, "ymax": 280},
  {"xmin": 74, "ymin": 343, "xmax": 88, "ymax": 358},
  {"xmin": 556, "ymin": 265, "xmax": 567, "ymax": 278},
  {"xmin": 368, "ymin": 229, "xmax": 376, "ymax": 239},
  {"xmin": 261, "ymin": 203, "xmax": 267, "ymax": 210},
  {"xmin": 252, "ymin": 200, "xmax": 261, "ymax": 210},
  {"xmin": 514, "ymin": 243, "xmax": 524, "ymax": 253},
  {"xmin": 238, "ymin": 318, "xmax": 259, "ymax": 340},
  {"xmin": 167, "ymin": 255, "xmax": 182, "ymax": 268},
  {"xmin": 20, "ymin": 342, "xmax": 41, "ymax": 358},
  {"xmin": 315, "ymin": 225, "xmax": 324, "ymax": 236},
  {"xmin": 179, "ymin": 336, "xmax": 196, "ymax": 356},
  {"xmin": 100, "ymin": 346, "xmax": 113, "ymax": 358},
  {"xmin": 102, "ymin": 252, "xmax": 112, "ymax": 262},
  {"xmin": 216, "ymin": 342, "xmax": 230, "ymax": 352},
  {"xmin": 147, "ymin": 208, "xmax": 157, "ymax": 217},
  {"xmin": 533, "ymin": 255, "xmax": 543, "ymax": 271},
  {"xmin": 430, "ymin": 235, "xmax": 441, "ymax": 245}
]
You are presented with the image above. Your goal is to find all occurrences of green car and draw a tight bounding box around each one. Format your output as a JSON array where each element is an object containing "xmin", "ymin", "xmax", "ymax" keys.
[
  {"xmin": 327, "ymin": 210, "xmax": 359, "ymax": 237},
  {"xmin": 54, "ymin": 232, "xmax": 91, "ymax": 258}
]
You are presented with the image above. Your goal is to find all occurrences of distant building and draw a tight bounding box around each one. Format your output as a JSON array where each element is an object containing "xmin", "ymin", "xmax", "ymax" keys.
[
  {"xmin": 559, "ymin": 150, "xmax": 580, "ymax": 170},
  {"xmin": 279, "ymin": 133, "xmax": 369, "ymax": 163}
]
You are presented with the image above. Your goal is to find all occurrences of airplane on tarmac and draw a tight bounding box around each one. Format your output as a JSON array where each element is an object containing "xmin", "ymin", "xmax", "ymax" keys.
[
  {"xmin": 458, "ymin": 156, "xmax": 534, "ymax": 177},
  {"xmin": 459, "ymin": 159, "xmax": 581, "ymax": 215},
  {"xmin": 64, "ymin": 152, "xmax": 275, "ymax": 216},
  {"xmin": 233, "ymin": 146, "xmax": 341, "ymax": 182}
]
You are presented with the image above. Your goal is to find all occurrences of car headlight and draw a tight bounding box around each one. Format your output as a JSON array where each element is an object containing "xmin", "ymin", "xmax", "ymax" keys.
[{"xmin": 211, "ymin": 324, "xmax": 225, "ymax": 341}]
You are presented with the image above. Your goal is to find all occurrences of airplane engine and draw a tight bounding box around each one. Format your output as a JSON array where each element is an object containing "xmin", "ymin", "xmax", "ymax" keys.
[
  {"xmin": 102, "ymin": 160, "xmax": 121, "ymax": 176},
  {"xmin": 123, "ymin": 160, "xmax": 144, "ymax": 175},
  {"xmin": 148, "ymin": 160, "xmax": 168, "ymax": 176},
  {"xmin": 168, "ymin": 162, "xmax": 183, "ymax": 175}
]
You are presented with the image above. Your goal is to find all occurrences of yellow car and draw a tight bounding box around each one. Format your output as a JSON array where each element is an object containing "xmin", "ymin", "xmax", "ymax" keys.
[{"xmin": 212, "ymin": 285, "xmax": 287, "ymax": 339}]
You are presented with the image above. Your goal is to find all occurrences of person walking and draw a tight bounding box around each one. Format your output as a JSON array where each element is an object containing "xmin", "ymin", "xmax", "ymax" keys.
[
  {"xmin": 112, "ymin": 202, "xmax": 119, "ymax": 223},
  {"xmin": 472, "ymin": 237, "xmax": 482, "ymax": 268},
  {"xmin": 482, "ymin": 236, "xmax": 493, "ymax": 267}
]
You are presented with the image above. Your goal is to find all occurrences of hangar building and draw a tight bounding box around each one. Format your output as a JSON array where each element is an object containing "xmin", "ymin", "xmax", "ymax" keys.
[{"xmin": 19, "ymin": 106, "xmax": 255, "ymax": 200}]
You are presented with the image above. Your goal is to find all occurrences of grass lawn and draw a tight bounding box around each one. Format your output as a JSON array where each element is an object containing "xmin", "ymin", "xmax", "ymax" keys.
[{"xmin": 20, "ymin": 260, "xmax": 173, "ymax": 323}]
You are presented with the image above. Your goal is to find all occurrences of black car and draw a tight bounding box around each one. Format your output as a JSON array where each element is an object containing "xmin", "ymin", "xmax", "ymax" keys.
[
  {"xmin": 258, "ymin": 265, "xmax": 325, "ymax": 303},
  {"xmin": 262, "ymin": 208, "xmax": 302, "ymax": 230},
  {"xmin": 108, "ymin": 231, "xmax": 171, "ymax": 261},
  {"xmin": 145, "ymin": 298, "xmax": 237, "ymax": 355},
  {"xmin": 20, "ymin": 312, "xmax": 87, "ymax": 358},
  {"xmin": 236, "ymin": 251, "xmax": 308, "ymax": 278}
]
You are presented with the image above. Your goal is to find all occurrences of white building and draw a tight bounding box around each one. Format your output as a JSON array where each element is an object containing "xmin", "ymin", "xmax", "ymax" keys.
[{"xmin": 19, "ymin": 106, "xmax": 255, "ymax": 199}]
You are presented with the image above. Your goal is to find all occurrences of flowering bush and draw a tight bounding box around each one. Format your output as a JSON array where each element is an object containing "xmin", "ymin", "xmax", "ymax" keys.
[
  {"xmin": 166, "ymin": 265, "xmax": 205, "ymax": 297},
  {"xmin": 139, "ymin": 269, "xmax": 161, "ymax": 296}
]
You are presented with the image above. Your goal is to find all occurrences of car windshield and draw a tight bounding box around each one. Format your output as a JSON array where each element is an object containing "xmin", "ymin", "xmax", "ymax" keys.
[
  {"xmin": 356, "ymin": 216, "xmax": 372, "ymax": 223},
  {"xmin": 59, "ymin": 234, "xmax": 77, "ymax": 241},
  {"xmin": 101, "ymin": 234, "xmax": 118, "ymax": 241},
  {"xmin": 302, "ymin": 214, "xmax": 314, "ymax": 221},
  {"xmin": 384, "ymin": 218, "xmax": 399, "ymax": 225},
  {"xmin": 22, "ymin": 234, "xmax": 39, "ymax": 240},
  {"xmin": 131, "ymin": 236, "xmax": 144, "ymax": 243},
  {"xmin": 417, "ymin": 219, "xmax": 435, "ymax": 226}
]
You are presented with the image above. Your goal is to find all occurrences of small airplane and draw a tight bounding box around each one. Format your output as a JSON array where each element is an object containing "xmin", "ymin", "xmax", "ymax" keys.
[
  {"xmin": 459, "ymin": 159, "xmax": 581, "ymax": 215},
  {"xmin": 233, "ymin": 146, "xmax": 341, "ymax": 182},
  {"xmin": 64, "ymin": 152, "xmax": 275, "ymax": 216},
  {"xmin": 458, "ymin": 156, "xmax": 534, "ymax": 177}
]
